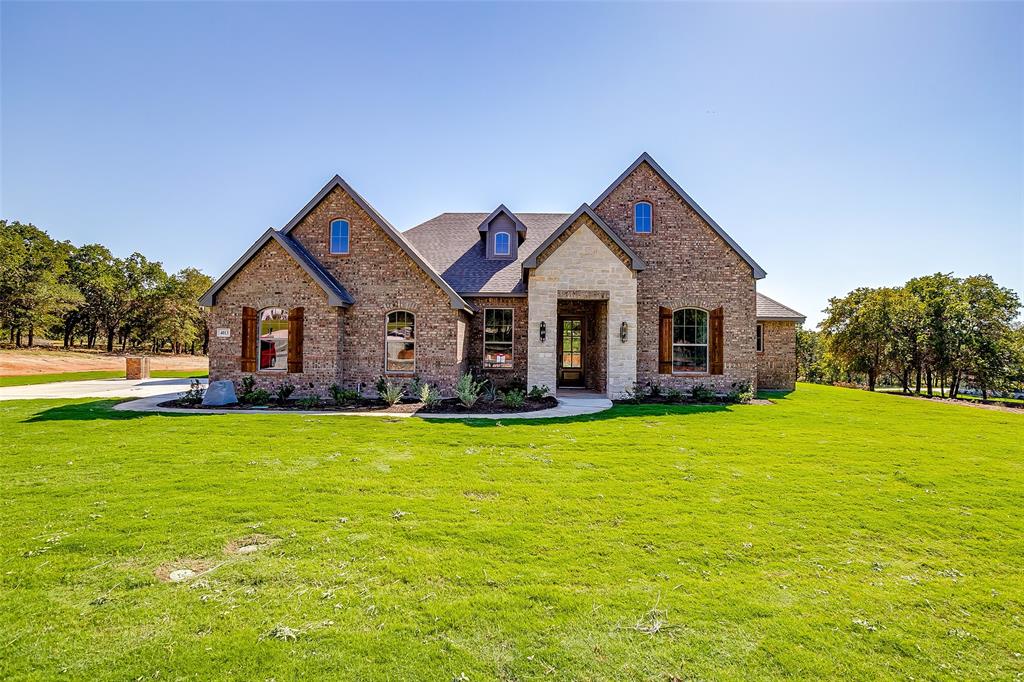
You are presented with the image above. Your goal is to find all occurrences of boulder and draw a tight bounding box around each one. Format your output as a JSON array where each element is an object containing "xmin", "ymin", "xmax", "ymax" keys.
[{"xmin": 202, "ymin": 380, "xmax": 238, "ymax": 406}]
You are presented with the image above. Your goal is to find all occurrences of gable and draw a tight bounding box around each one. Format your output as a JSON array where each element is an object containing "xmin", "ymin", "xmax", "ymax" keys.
[
  {"xmin": 593, "ymin": 153, "xmax": 766, "ymax": 279},
  {"xmin": 523, "ymin": 204, "xmax": 646, "ymax": 272},
  {"xmin": 282, "ymin": 176, "xmax": 472, "ymax": 312}
]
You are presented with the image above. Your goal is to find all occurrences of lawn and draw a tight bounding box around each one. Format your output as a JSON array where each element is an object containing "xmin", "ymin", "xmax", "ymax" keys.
[
  {"xmin": 1, "ymin": 384, "xmax": 1021, "ymax": 680},
  {"xmin": 0, "ymin": 369, "xmax": 207, "ymax": 387}
]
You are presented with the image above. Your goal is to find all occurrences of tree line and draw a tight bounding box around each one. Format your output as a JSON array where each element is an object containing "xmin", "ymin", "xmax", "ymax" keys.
[
  {"xmin": 0, "ymin": 220, "xmax": 213, "ymax": 354},
  {"xmin": 797, "ymin": 273, "xmax": 1023, "ymax": 399}
]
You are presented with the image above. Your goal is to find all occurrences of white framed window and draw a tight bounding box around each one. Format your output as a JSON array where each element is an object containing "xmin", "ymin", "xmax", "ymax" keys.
[
  {"xmin": 494, "ymin": 231, "xmax": 511, "ymax": 256},
  {"xmin": 634, "ymin": 202, "xmax": 652, "ymax": 233},
  {"xmin": 385, "ymin": 310, "xmax": 415, "ymax": 373},
  {"xmin": 756, "ymin": 323, "xmax": 764, "ymax": 352},
  {"xmin": 483, "ymin": 308, "xmax": 513, "ymax": 369},
  {"xmin": 330, "ymin": 219, "xmax": 350, "ymax": 254},
  {"xmin": 258, "ymin": 307, "xmax": 288, "ymax": 371},
  {"xmin": 672, "ymin": 308, "xmax": 708, "ymax": 373}
]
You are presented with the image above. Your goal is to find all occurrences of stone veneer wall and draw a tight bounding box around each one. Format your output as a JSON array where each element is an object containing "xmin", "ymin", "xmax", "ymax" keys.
[
  {"xmin": 286, "ymin": 186, "xmax": 466, "ymax": 391},
  {"xmin": 757, "ymin": 320, "xmax": 798, "ymax": 390},
  {"xmin": 464, "ymin": 296, "xmax": 529, "ymax": 386},
  {"xmin": 207, "ymin": 239, "xmax": 343, "ymax": 396},
  {"xmin": 527, "ymin": 217, "xmax": 637, "ymax": 398},
  {"xmin": 594, "ymin": 161, "xmax": 758, "ymax": 393}
]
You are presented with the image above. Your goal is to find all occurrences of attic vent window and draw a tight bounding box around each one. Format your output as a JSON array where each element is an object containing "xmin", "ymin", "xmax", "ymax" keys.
[{"xmin": 494, "ymin": 231, "xmax": 511, "ymax": 256}]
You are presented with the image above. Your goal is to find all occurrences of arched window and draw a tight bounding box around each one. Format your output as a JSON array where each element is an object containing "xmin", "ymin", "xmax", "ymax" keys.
[
  {"xmin": 634, "ymin": 202, "xmax": 652, "ymax": 233},
  {"xmin": 258, "ymin": 307, "xmax": 288, "ymax": 370},
  {"xmin": 385, "ymin": 310, "xmax": 415, "ymax": 373},
  {"xmin": 330, "ymin": 219, "xmax": 350, "ymax": 254},
  {"xmin": 672, "ymin": 308, "xmax": 708, "ymax": 373},
  {"xmin": 494, "ymin": 231, "xmax": 511, "ymax": 256}
]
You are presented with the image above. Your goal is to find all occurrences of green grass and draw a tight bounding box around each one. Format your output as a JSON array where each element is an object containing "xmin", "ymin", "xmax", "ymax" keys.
[
  {"xmin": 1, "ymin": 384, "xmax": 1021, "ymax": 680},
  {"xmin": 0, "ymin": 369, "xmax": 207, "ymax": 387},
  {"xmin": 877, "ymin": 386, "xmax": 1024, "ymax": 406}
]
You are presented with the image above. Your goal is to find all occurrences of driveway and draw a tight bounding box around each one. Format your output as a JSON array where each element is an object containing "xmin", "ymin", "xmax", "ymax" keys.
[{"xmin": 0, "ymin": 377, "xmax": 202, "ymax": 401}]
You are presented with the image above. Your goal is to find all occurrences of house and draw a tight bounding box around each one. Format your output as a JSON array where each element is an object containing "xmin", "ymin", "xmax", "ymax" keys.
[{"xmin": 200, "ymin": 153, "xmax": 805, "ymax": 398}]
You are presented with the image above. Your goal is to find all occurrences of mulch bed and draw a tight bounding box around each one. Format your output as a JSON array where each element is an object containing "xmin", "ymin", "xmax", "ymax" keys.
[{"xmin": 159, "ymin": 396, "xmax": 559, "ymax": 415}]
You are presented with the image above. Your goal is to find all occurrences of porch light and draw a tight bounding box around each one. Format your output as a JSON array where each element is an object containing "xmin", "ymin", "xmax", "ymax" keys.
[
  {"xmin": 620, "ymin": 321, "xmax": 628, "ymax": 343},
  {"xmin": 539, "ymin": 321, "xmax": 547, "ymax": 342}
]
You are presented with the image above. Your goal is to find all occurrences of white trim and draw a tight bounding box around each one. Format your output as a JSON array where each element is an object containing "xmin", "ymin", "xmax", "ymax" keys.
[
  {"xmin": 384, "ymin": 310, "xmax": 416, "ymax": 375},
  {"xmin": 670, "ymin": 307, "xmax": 709, "ymax": 374},
  {"xmin": 483, "ymin": 307, "xmax": 514, "ymax": 370},
  {"xmin": 329, "ymin": 219, "xmax": 350, "ymax": 255},
  {"xmin": 634, "ymin": 201, "xmax": 653, "ymax": 234},
  {"xmin": 493, "ymin": 231, "xmax": 512, "ymax": 256}
]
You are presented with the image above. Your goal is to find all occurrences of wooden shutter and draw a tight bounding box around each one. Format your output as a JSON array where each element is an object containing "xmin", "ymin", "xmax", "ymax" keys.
[
  {"xmin": 287, "ymin": 307, "xmax": 304, "ymax": 374},
  {"xmin": 658, "ymin": 306, "xmax": 672, "ymax": 375},
  {"xmin": 710, "ymin": 307, "xmax": 724, "ymax": 375},
  {"xmin": 241, "ymin": 307, "xmax": 257, "ymax": 372}
]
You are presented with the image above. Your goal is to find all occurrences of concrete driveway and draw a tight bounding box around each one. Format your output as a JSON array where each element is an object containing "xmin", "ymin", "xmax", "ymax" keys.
[{"xmin": 0, "ymin": 377, "xmax": 203, "ymax": 401}]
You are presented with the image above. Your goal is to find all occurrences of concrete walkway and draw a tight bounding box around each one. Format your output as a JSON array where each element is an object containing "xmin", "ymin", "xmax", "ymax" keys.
[{"xmin": 0, "ymin": 377, "xmax": 612, "ymax": 419}]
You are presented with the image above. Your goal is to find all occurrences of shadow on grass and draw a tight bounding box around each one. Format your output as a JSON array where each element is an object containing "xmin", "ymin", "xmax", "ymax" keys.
[
  {"xmin": 453, "ymin": 402, "xmax": 735, "ymax": 427},
  {"xmin": 23, "ymin": 399, "xmax": 205, "ymax": 422}
]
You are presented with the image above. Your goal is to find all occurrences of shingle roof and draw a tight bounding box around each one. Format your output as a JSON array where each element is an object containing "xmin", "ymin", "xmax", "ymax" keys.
[
  {"xmin": 404, "ymin": 212, "xmax": 569, "ymax": 294},
  {"xmin": 756, "ymin": 292, "xmax": 805, "ymax": 322}
]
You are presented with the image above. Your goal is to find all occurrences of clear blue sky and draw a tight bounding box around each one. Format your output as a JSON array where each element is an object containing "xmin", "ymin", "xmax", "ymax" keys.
[{"xmin": 2, "ymin": 2, "xmax": 1021, "ymax": 326}]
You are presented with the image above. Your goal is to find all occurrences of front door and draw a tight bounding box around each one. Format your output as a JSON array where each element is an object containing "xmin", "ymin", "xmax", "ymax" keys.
[{"xmin": 557, "ymin": 317, "xmax": 585, "ymax": 387}]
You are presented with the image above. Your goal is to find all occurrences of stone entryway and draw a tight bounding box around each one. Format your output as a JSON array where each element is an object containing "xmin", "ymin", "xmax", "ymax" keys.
[{"xmin": 556, "ymin": 299, "xmax": 607, "ymax": 393}]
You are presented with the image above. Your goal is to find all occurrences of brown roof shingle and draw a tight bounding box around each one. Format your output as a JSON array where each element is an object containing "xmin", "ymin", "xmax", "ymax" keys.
[{"xmin": 756, "ymin": 292, "xmax": 805, "ymax": 322}]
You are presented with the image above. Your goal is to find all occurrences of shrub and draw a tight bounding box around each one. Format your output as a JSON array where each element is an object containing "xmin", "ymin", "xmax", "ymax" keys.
[
  {"xmin": 179, "ymin": 379, "xmax": 206, "ymax": 405},
  {"xmin": 624, "ymin": 382, "xmax": 649, "ymax": 404},
  {"xmin": 528, "ymin": 385, "xmax": 550, "ymax": 399},
  {"xmin": 419, "ymin": 383, "xmax": 441, "ymax": 407},
  {"xmin": 240, "ymin": 376, "xmax": 256, "ymax": 395},
  {"xmin": 455, "ymin": 373, "xmax": 486, "ymax": 409},
  {"xmin": 297, "ymin": 395, "xmax": 320, "ymax": 409},
  {"xmin": 482, "ymin": 380, "xmax": 499, "ymax": 403},
  {"xmin": 503, "ymin": 376, "xmax": 528, "ymax": 393},
  {"xmin": 275, "ymin": 383, "xmax": 295, "ymax": 405},
  {"xmin": 664, "ymin": 387, "xmax": 684, "ymax": 403},
  {"xmin": 691, "ymin": 383, "xmax": 715, "ymax": 402},
  {"xmin": 243, "ymin": 388, "xmax": 271, "ymax": 406},
  {"xmin": 406, "ymin": 376, "xmax": 423, "ymax": 399},
  {"xmin": 501, "ymin": 389, "xmax": 526, "ymax": 409},
  {"xmin": 329, "ymin": 384, "xmax": 359, "ymax": 405},
  {"xmin": 647, "ymin": 382, "xmax": 663, "ymax": 398},
  {"xmin": 378, "ymin": 381, "xmax": 405, "ymax": 406}
]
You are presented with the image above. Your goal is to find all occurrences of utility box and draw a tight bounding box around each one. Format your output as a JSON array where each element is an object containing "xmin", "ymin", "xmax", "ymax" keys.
[{"xmin": 125, "ymin": 356, "xmax": 151, "ymax": 380}]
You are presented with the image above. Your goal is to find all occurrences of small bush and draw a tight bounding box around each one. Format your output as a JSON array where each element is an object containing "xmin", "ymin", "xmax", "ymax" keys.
[
  {"xmin": 501, "ymin": 389, "xmax": 526, "ymax": 409},
  {"xmin": 503, "ymin": 376, "xmax": 528, "ymax": 393},
  {"xmin": 243, "ymin": 388, "xmax": 271, "ymax": 406},
  {"xmin": 482, "ymin": 380, "xmax": 499, "ymax": 403},
  {"xmin": 379, "ymin": 381, "xmax": 405, "ymax": 406},
  {"xmin": 455, "ymin": 373, "xmax": 486, "ymax": 409},
  {"xmin": 178, "ymin": 379, "xmax": 206, "ymax": 405},
  {"xmin": 275, "ymin": 383, "xmax": 295, "ymax": 405},
  {"xmin": 419, "ymin": 383, "xmax": 441, "ymax": 407},
  {"xmin": 240, "ymin": 376, "xmax": 256, "ymax": 394},
  {"xmin": 691, "ymin": 383, "xmax": 715, "ymax": 402},
  {"xmin": 647, "ymin": 382, "xmax": 663, "ymax": 398},
  {"xmin": 528, "ymin": 385, "xmax": 550, "ymax": 399},
  {"xmin": 728, "ymin": 381, "xmax": 754, "ymax": 404},
  {"xmin": 297, "ymin": 395, "xmax": 320, "ymax": 409},
  {"xmin": 329, "ymin": 384, "xmax": 359, "ymax": 405},
  {"xmin": 664, "ymin": 387, "xmax": 684, "ymax": 403},
  {"xmin": 624, "ymin": 382, "xmax": 649, "ymax": 404},
  {"xmin": 406, "ymin": 376, "xmax": 423, "ymax": 399}
]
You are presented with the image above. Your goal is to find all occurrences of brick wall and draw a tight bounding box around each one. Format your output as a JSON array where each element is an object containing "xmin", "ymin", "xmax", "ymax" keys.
[
  {"xmin": 757, "ymin": 320, "xmax": 798, "ymax": 390},
  {"xmin": 287, "ymin": 186, "xmax": 466, "ymax": 392},
  {"xmin": 594, "ymin": 161, "xmax": 758, "ymax": 393},
  {"xmin": 207, "ymin": 239, "xmax": 343, "ymax": 396},
  {"xmin": 464, "ymin": 296, "xmax": 529, "ymax": 387}
]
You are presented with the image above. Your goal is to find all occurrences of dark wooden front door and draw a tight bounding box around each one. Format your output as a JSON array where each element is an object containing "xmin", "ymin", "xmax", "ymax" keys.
[{"xmin": 557, "ymin": 317, "xmax": 585, "ymax": 387}]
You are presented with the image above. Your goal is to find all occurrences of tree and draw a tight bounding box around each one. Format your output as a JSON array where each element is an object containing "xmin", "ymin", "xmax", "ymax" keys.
[{"xmin": 820, "ymin": 287, "xmax": 895, "ymax": 390}]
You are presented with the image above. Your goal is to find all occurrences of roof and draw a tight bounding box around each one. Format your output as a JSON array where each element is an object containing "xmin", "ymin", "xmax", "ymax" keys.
[
  {"xmin": 199, "ymin": 229, "xmax": 354, "ymax": 307},
  {"xmin": 522, "ymin": 204, "xmax": 646, "ymax": 271},
  {"xmin": 280, "ymin": 175, "xmax": 472, "ymax": 312},
  {"xmin": 756, "ymin": 292, "xmax": 805, "ymax": 322},
  {"xmin": 477, "ymin": 205, "xmax": 527, "ymax": 234},
  {"xmin": 404, "ymin": 212, "xmax": 569, "ymax": 294},
  {"xmin": 593, "ymin": 152, "xmax": 767, "ymax": 280}
]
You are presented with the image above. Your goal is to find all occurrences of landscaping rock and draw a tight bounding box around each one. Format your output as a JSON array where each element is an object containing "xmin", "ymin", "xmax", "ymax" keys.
[
  {"xmin": 202, "ymin": 380, "xmax": 237, "ymax": 406},
  {"xmin": 168, "ymin": 569, "xmax": 197, "ymax": 582}
]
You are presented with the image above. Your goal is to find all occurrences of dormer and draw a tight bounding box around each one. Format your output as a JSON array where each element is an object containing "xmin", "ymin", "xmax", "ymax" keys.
[{"xmin": 478, "ymin": 204, "xmax": 527, "ymax": 260}]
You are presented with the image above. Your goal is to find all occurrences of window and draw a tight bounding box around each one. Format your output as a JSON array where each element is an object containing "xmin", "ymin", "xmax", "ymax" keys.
[
  {"xmin": 385, "ymin": 311, "xmax": 415, "ymax": 373},
  {"xmin": 756, "ymin": 323, "xmax": 764, "ymax": 352},
  {"xmin": 484, "ymin": 308, "xmax": 513, "ymax": 369},
  {"xmin": 672, "ymin": 308, "xmax": 708, "ymax": 373},
  {"xmin": 634, "ymin": 202, "xmax": 652, "ymax": 233},
  {"xmin": 494, "ymin": 231, "xmax": 511, "ymax": 256},
  {"xmin": 258, "ymin": 308, "xmax": 288, "ymax": 370},
  {"xmin": 330, "ymin": 219, "xmax": 350, "ymax": 254}
]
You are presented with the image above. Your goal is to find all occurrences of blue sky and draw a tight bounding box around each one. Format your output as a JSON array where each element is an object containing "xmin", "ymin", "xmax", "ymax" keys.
[{"xmin": 2, "ymin": 1, "xmax": 1021, "ymax": 326}]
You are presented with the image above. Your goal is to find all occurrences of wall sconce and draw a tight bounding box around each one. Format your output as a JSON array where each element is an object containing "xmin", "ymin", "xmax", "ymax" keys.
[
  {"xmin": 620, "ymin": 321, "xmax": 628, "ymax": 343},
  {"xmin": 539, "ymin": 321, "xmax": 547, "ymax": 342}
]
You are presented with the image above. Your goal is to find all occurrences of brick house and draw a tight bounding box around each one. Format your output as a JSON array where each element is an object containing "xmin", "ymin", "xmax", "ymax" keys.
[{"xmin": 200, "ymin": 153, "xmax": 804, "ymax": 398}]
